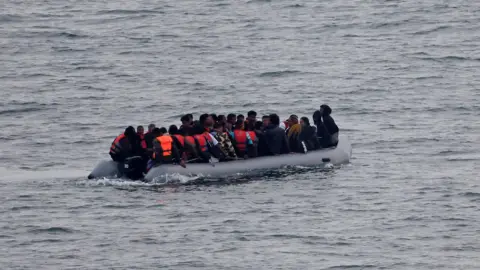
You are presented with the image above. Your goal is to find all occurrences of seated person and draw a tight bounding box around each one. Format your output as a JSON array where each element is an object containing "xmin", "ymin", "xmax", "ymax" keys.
[
  {"xmin": 286, "ymin": 115, "xmax": 303, "ymax": 153},
  {"xmin": 264, "ymin": 114, "xmax": 290, "ymax": 155},
  {"xmin": 299, "ymin": 117, "xmax": 320, "ymax": 151},
  {"xmin": 109, "ymin": 126, "xmax": 142, "ymax": 162},
  {"xmin": 320, "ymin": 104, "xmax": 339, "ymax": 146},
  {"xmin": 152, "ymin": 129, "xmax": 185, "ymax": 168},
  {"xmin": 230, "ymin": 124, "xmax": 255, "ymax": 158},
  {"xmin": 211, "ymin": 122, "xmax": 237, "ymax": 160}
]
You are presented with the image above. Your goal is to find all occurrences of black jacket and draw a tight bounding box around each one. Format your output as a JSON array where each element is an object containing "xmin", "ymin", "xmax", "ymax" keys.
[
  {"xmin": 299, "ymin": 125, "xmax": 320, "ymax": 151},
  {"xmin": 265, "ymin": 125, "xmax": 290, "ymax": 155},
  {"xmin": 255, "ymin": 130, "xmax": 270, "ymax": 157},
  {"xmin": 144, "ymin": 132, "xmax": 155, "ymax": 149},
  {"xmin": 322, "ymin": 114, "xmax": 339, "ymax": 135}
]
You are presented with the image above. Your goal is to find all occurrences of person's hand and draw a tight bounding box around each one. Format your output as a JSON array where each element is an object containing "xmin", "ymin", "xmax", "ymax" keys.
[{"xmin": 180, "ymin": 159, "xmax": 186, "ymax": 168}]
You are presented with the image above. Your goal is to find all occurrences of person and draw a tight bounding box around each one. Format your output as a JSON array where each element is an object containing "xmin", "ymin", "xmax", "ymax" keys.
[
  {"xmin": 299, "ymin": 117, "xmax": 320, "ymax": 151},
  {"xmin": 230, "ymin": 124, "xmax": 254, "ymax": 158},
  {"xmin": 244, "ymin": 110, "xmax": 257, "ymax": 131},
  {"xmin": 109, "ymin": 126, "xmax": 141, "ymax": 162},
  {"xmin": 210, "ymin": 113, "xmax": 218, "ymax": 123},
  {"xmin": 137, "ymin": 125, "xmax": 147, "ymax": 149},
  {"xmin": 234, "ymin": 118, "xmax": 244, "ymax": 131},
  {"xmin": 226, "ymin": 113, "xmax": 236, "ymax": 131},
  {"xmin": 313, "ymin": 110, "xmax": 331, "ymax": 148},
  {"xmin": 203, "ymin": 114, "xmax": 215, "ymax": 132},
  {"xmin": 217, "ymin": 115, "xmax": 226, "ymax": 125},
  {"xmin": 320, "ymin": 104, "xmax": 339, "ymax": 146},
  {"xmin": 110, "ymin": 126, "xmax": 146, "ymax": 179},
  {"xmin": 262, "ymin": 115, "xmax": 270, "ymax": 130},
  {"xmin": 237, "ymin": 114, "xmax": 245, "ymax": 122},
  {"xmin": 211, "ymin": 122, "xmax": 237, "ymax": 160},
  {"xmin": 286, "ymin": 115, "xmax": 303, "ymax": 153},
  {"xmin": 152, "ymin": 128, "xmax": 186, "ymax": 168},
  {"xmin": 143, "ymin": 124, "xmax": 156, "ymax": 150},
  {"xmin": 180, "ymin": 115, "xmax": 190, "ymax": 129},
  {"xmin": 255, "ymin": 121, "xmax": 269, "ymax": 156},
  {"xmin": 265, "ymin": 114, "xmax": 290, "ymax": 155},
  {"xmin": 192, "ymin": 125, "xmax": 223, "ymax": 162}
]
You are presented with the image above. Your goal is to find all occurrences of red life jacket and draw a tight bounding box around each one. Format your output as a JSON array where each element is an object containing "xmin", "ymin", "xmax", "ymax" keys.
[
  {"xmin": 172, "ymin": 134, "xmax": 185, "ymax": 148},
  {"xmin": 193, "ymin": 133, "xmax": 212, "ymax": 154},
  {"xmin": 246, "ymin": 131, "xmax": 257, "ymax": 143},
  {"xmin": 138, "ymin": 133, "xmax": 146, "ymax": 149},
  {"xmin": 233, "ymin": 130, "xmax": 248, "ymax": 152},
  {"xmin": 185, "ymin": 136, "xmax": 195, "ymax": 146},
  {"xmin": 109, "ymin": 134, "xmax": 127, "ymax": 155}
]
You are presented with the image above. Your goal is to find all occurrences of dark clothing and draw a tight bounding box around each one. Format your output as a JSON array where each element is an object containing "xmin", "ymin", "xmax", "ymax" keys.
[
  {"xmin": 264, "ymin": 125, "xmax": 290, "ymax": 155},
  {"xmin": 144, "ymin": 132, "xmax": 155, "ymax": 149},
  {"xmin": 313, "ymin": 110, "xmax": 334, "ymax": 148},
  {"xmin": 322, "ymin": 114, "xmax": 339, "ymax": 135},
  {"xmin": 110, "ymin": 134, "xmax": 143, "ymax": 162},
  {"xmin": 255, "ymin": 131, "xmax": 269, "ymax": 157},
  {"xmin": 299, "ymin": 125, "xmax": 320, "ymax": 151}
]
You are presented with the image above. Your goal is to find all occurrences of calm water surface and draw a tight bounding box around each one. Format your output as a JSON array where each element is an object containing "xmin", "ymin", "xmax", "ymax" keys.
[{"xmin": 1, "ymin": 0, "xmax": 479, "ymax": 269}]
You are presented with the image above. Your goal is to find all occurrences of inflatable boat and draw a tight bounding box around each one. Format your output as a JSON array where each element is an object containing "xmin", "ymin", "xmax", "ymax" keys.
[{"xmin": 88, "ymin": 135, "xmax": 352, "ymax": 182}]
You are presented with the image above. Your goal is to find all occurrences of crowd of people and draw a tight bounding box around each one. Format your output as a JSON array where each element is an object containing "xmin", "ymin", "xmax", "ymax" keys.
[{"xmin": 109, "ymin": 104, "xmax": 339, "ymax": 178}]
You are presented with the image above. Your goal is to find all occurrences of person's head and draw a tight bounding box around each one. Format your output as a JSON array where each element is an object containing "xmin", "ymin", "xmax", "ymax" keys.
[
  {"xmin": 227, "ymin": 113, "xmax": 236, "ymax": 124},
  {"xmin": 269, "ymin": 114, "xmax": 280, "ymax": 126},
  {"xmin": 234, "ymin": 120, "xmax": 244, "ymax": 130},
  {"xmin": 124, "ymin": 126, "xmax": 136, "ymax": 137},
  {"xmin": 217, "ymin": 114, "xmax": 226, "ymax": 124},
  {"xmin": 186, "ymin": 113, "xmax": 194, "ymax": 124},
  {"xmin": 320, "ymin": 104, "xmax": 332, "ymax": 116},
  {"xmin": 199, "ymin": 113, "xmax": 209, "ymax": 125},
  {"xmin": 159, "ymin": 127, "xmax": 167, "ymax": 134},
  {"xmin": 213, "ymin": 122, "xmax": 224, "ymax": 133},
  {"xmin": 136, "ymin": 125, "xmax": 144, "ymax": 135},
  {"xmin": 210, "ymin": 113, "xmax": 218, "ymax": 123},
  {"xmin": 247, "ymin": 110, "xmax": 257, "ymax": 122},
  {"xmin": 147, "ymin": 124, "xmax": 155, "ymax": 132},
  {"xmin": 300, "ymin": 117, "xmax": 310, "ymax": 126},
  {"xmin": 152, "ymin": 127, "xmax": 162, "ymax": 137},
  {"xmin": 168, "ymin": 125, "xmax": 178, "ymax": 135},
  {"xmin": 289, "ymin": 114, "xmax": 299, "ymax": 125},
  {"xmin": 204, "ymin": 115, "xmax": 214, "ymax": 127},
  {"xmin": 254, "ymin": 121, "xmax": 263, "ymax": 130},
  {"xmin": 237, "ymin": 114, "xmax": 245, "ymax": 122},
  {"xmin": 181, "ymin": 115, "xmax": 190, "ymax": 126},
  {"xmin": 262, "ymin": 115, "xmax": 270, "ymax": 127}
]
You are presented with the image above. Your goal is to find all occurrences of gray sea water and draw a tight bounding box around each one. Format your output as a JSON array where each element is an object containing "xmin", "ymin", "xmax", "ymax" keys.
[{"xmin": 1, "ymin": 0, "xmax": 480, "ymax": 269}]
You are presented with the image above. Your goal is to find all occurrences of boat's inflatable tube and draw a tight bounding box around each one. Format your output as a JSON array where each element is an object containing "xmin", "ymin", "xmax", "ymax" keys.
[{"xmin": 88, "ymin": 135, "xmax": 352, "ymax": 181}]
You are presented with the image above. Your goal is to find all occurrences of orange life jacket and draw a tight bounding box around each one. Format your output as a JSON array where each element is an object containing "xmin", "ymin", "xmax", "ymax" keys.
[
  {"xmin": 172, "ymin": 134, "xmax": 185, "ymax": 148},
  {"xmin": 233, "ymin": 130, "xmax": 248, "ymax": 152},
  {"xmin": 153, "ymin": 135, "xmax": 173, "ymax": 160},
  {"xmin": 109, "ymin": 134, "xmax": 127, "ymax": 155}
]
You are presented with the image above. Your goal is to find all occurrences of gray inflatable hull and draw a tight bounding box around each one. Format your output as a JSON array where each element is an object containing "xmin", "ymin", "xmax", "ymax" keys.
[{"xmin": 88, "ymin": 135, "xmax": 352, "ymax": 181}]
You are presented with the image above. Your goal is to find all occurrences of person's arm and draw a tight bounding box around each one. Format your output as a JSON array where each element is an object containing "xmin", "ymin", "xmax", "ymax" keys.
[{"xmin": 171, "ymin": 143, "xmax": 185, "ymax": 168}]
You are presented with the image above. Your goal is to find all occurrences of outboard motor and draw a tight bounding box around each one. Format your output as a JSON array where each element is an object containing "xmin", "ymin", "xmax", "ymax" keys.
[{"xmin": 123, "ymin": 156, "xmax": 146, "ymax": 180}]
